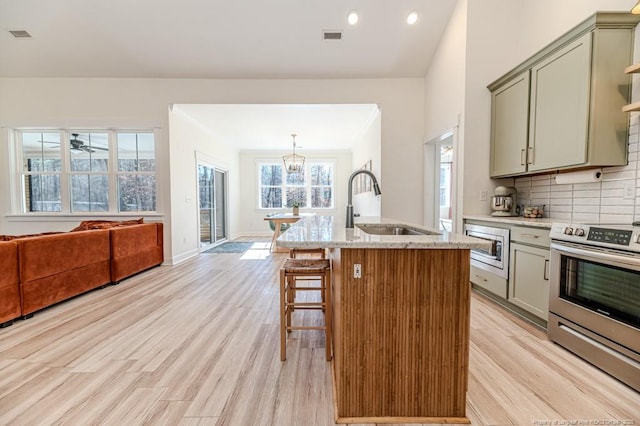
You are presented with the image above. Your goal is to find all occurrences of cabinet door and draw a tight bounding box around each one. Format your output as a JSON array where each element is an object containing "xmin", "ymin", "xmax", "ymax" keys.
[
  {"xmin": 528, "ymin": 32, "xmax": 591, "ymax": 172},
  {"xmin": 508, "ymin": 243, "xmax": 550, "ymax": 321},
  {"xmin": 490, "ymin": 71, "xmax": 529, "ymax": 177}
]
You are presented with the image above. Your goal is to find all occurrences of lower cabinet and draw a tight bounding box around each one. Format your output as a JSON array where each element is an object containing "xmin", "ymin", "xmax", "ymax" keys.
[
  {"xmin": 508, "ymin": 242, "xmax": 550, "ymax": 321},
  {"xmin": 470, "ymin": 265, "xmax": 507, "ymax": 299}
]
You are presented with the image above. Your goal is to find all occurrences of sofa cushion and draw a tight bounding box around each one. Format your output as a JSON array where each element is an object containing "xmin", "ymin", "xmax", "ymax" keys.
[
  {"xmin": 17, "ymin": 229, "xmax": 111, "ymax": 283},
  {"xmin": 71, "ymin": 218, "xmax": 143, "ymax": 231}
]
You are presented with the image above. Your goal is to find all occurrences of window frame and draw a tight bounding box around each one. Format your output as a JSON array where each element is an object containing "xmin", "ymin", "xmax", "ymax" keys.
[
  {"xmin": 257, "ymin": 159, "xmax": 336, "ymax": 210},
  {"xmin": 14, "ymin": 129, "xmax": 158, "ymax": 215}
]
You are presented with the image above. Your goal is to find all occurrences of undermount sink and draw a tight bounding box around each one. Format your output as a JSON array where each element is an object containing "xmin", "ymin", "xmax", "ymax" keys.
[{"xmin": 356, "ymin": 224, "xmax": 440, "ymax": 236}]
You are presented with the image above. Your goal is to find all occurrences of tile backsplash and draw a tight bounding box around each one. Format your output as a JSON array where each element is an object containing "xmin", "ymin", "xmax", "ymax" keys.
[{"xmin": 514, "ymin": 118, "xmax": 640, "ymax": 225}]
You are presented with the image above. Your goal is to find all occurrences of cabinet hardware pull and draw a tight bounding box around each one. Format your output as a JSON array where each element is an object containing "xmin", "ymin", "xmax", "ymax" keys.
[
  {"xmin": 544, "ymin": 259, "xmax": 549, "ymax": 280},
  {"xmin": 521, "ymin": 234, "xmax": 539, "ymax": 239},
  {"xmin": 520, "ymin": 149, "xmax": 525, "ymax": 166},
  {"xmin": 474, "ymin": 274, "xmax": 488, "ymax": 282},
  {"xmin": 528, "ymin": 147, "xmax": 534, "ymax": 164}
]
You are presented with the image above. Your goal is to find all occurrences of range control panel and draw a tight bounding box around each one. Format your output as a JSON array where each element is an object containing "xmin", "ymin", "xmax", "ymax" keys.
[
  {"xmin": 550, "ymin": 223, "xmax": 640, "ymax": 253},
  {"xmin": 587, "ymin": 227, "xmax": 632, "ymax": 246}
]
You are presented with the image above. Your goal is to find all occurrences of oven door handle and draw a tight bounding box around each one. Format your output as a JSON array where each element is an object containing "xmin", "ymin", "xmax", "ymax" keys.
[{"xmin": 550, "ymin": 242, "xmax": 640, "ymax": 268}]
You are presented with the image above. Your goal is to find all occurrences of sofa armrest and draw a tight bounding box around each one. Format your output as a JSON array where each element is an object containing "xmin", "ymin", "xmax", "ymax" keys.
[
  {"xmin": 0, "ymin": 241, "xmax": 20, "ymax": 325},
  {"xmin": 110, "ymin": 223, "xmax": 163, "ymax": 282}
]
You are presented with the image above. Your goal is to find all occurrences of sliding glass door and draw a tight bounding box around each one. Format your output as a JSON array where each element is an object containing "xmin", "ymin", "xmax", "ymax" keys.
[{"xmin": 198, "ymin": 163, "xmax": 227, "ymax": 249}]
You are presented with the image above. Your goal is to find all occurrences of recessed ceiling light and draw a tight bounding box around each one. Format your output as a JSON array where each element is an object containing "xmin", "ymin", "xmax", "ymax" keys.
[
  {"xmin": 347, "ymin": 11, "xmax": 359, "ymax": 25},
  {"xmin": 9, "ymin": 30, "xmax": 31, "ymax": 38},
  {"xmin": 407, "ymin": 11, "xmax": 418, "ymax": 25}
]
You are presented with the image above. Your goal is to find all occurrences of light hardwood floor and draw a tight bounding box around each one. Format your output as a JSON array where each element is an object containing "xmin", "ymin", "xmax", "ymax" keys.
[{"xmin": 0, "ymin": 239, "xmax": 638, "ymax": 426}]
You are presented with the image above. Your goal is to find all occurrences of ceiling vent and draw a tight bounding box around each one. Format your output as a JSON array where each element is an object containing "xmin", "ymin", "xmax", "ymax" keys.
[
  {"xmin": 9, "ymin": 30, "xmax": 32, "ymax": 38},
  {"xmin": 323, "ymin": 30, "xmax": 342, "ymax": 41}
]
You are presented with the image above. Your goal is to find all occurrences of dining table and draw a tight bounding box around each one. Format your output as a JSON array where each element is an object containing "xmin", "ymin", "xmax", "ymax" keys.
[{"xmin": 264, "ymin": 213, "xmax": 313, "ymax": 253}]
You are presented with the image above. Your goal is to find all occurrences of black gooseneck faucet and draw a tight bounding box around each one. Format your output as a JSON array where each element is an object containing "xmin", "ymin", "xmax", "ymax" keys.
[{"xmin": 346, "ymin": 169, "xmax": 382, "ymax": 228}]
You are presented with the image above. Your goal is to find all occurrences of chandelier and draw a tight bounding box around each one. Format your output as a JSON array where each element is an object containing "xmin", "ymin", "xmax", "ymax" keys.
[{"xmin": 282, "ymin": 133, "xmax": 305, "ymax": 174}]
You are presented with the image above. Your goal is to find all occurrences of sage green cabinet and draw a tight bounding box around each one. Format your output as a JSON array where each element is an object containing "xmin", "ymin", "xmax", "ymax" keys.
[
  {"xmin": 508, "ymin": 243, "xmax": 550, "ymax": 321},
  {"xmin": 490, "ymin": 71, "xmax": 529, "ymax": 177},
  {"xmin": 508, "ymin": 226, "xmax": 550, "ymax": 322},
  {"xmin": 528, "ymin": 33, "xmax": 591, "ymax": 172},
  {"xmin": 489, "ymin": 13, "xmax": 637, "ymax": 178}
]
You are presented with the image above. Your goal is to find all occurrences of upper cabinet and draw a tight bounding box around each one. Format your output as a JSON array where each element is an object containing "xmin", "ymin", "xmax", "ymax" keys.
[
  {"xmin": 489, "ymin": 13, "xmax": 639, "ymax": 178},
  {"xmin": 490, "ymin": 71, "xmax": 530, "ymax": 176}
]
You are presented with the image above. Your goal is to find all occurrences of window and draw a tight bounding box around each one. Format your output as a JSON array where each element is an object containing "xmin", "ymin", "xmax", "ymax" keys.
[
  {"xmin": 259, "ymin": 161, "xmax": 334, "ymax": 209},
  {"xmin": 117, "ymin": 132, "xmax": 156, "ymax": 212},
  {"xmin": 21, "ymin": 132, "xmax": 63, "ymax": 212},
  {"xmin": 70, "ymin": 132, "xmax": 109, "ymax": 212},
  {"xmin": 17, "ymin": 130, "xmax": 156, "ymax": 214}
]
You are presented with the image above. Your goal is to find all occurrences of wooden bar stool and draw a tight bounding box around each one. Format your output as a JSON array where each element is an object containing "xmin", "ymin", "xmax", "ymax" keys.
[
  {"xmin": 279, "ymin": 257, "xmax": 332, "ymax": 361},
  {"xmin": 289, "ymin": 247, "xmax": 326, "ymax": 303},
  {"xmin": 289, "ymin": 247, "xmax": 325, "ymax": 259}
]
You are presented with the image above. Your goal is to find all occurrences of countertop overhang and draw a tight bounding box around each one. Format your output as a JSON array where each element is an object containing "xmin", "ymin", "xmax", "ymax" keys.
[
  {"xmin": 276, "ymin": 215, "xmax": 491, "ymax": 250},
  {"xmin": 463, "ymin": 214, "xmax": 554, "ymax": 229}
]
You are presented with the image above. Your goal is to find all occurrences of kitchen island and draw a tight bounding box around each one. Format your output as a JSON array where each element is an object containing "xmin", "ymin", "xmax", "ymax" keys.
[{"xmin": 277, "ymin": 216, "xmax": 490, "ymax": 424}]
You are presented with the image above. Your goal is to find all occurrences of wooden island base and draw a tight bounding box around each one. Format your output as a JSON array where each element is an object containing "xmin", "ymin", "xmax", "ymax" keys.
[{"xmin": 330, "ymin": 248, "xmax": 471, "ymax": 423}]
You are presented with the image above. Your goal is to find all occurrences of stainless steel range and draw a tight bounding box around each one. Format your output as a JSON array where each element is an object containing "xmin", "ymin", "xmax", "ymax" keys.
[{"xmin": 548, "ymin": 223, "xmax": 640, "ymax": 391}]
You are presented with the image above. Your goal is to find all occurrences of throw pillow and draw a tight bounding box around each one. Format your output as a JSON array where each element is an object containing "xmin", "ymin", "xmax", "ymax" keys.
[{"xmin": 71, "ymin": 218, "xmax": 144, "ymax": 232}]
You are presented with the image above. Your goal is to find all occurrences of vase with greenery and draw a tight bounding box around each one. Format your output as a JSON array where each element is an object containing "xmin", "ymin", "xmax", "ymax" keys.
[{"xmin": 292, "ymin": 201, "xmax": 300, "ymax": 216}]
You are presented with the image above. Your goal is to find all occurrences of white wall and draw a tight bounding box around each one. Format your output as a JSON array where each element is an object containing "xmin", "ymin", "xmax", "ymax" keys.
[
  {"xmin": 350, "ymin": 108, "xmax": 382, "ymax": 218},
  {"xmin": 423, "ymin": 0, "xmax": 468, "ymax": 231},
  {"xmin": 0, "ymin": 79, "xmax": 171, "ymax": 241},
  {"xmin": 462, "ymin": 0, "xmax": 526, "ymax": 221},
  {"xmin": 168, "ymin": 108, "xmax": 240, "ymax": 263},
  {"xmin": 519, "ymin": 0, "xmax": 636, "ymax": 65},
  {"xmin": 0, "ymin": 77, "xmax": 424, "ymax": 262},
  {"xmin": 424, "ymin": 0, "xmax": 467, "ymax": 143}
]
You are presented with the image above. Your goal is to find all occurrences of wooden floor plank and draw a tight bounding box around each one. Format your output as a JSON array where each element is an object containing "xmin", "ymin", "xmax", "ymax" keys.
[{"xmin": 0, "ymin": 238, "xmax": 637, "ymax": 425}]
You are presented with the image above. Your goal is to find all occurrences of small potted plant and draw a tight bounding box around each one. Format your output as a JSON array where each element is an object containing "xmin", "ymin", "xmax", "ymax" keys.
[{"xmin": 292, "ymin": 201, "xmax": 300, "ymax": 216}]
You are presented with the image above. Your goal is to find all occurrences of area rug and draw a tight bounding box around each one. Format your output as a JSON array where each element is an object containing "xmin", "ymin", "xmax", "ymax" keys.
[{"xmin": 203, "ymin": 242, "xmax": 255, "ymax": 254}]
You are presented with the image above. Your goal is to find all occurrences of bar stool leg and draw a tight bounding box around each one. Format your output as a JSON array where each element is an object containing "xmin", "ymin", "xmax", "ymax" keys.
[
  {"xmin": 280, "ymin": 268, "xmax": 287, "ymax": 361},
  {"xmin": 286, "ymin": 275, "xmax": 293, "ymax": 332},
  {"xmin": 325, "ymin": 268, "xmax": 332, "ymax": 361}
]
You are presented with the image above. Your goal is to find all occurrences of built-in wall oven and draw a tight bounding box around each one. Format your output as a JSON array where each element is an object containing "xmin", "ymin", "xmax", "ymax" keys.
[
  {"xmin": 548, "ymin": 223, "xmax": 640, "ymax": 392},
  {"xmin": 463, "ymin": 223, "xmax": 510, "ymax": 279}
]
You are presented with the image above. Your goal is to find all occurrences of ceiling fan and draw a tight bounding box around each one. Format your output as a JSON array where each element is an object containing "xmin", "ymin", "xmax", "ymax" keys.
[{"xmin": 70, "ymin": 133, "xmax": 108, "ymax": 153}]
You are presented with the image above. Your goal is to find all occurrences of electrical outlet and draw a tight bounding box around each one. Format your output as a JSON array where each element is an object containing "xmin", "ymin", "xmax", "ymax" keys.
[
  {"xmin": 354, "ymin": 263, "xmax": 362, "ymax": 279},
  {"xmin": 480, "ymin": 190, "xmax": 488, "ymax": 202},
  {"xmin": 623, "ymin": 184, "xmax": 635, "ymax": 200}
]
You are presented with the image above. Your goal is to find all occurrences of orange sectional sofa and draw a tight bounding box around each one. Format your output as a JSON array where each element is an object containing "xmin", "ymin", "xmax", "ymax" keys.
[
  {"xmin": 18, "ymin": 229, "xmax": 112, "ymax": 317},
  {"xmin": 0, "ymin": 222, "xmax": 163, "ymax": 327},
  {"xmin": 0, "ymin": 241, "xmax": 20, "ymax": 327},
  {"xmin": 110, "ymin": 223, "xmax": 164, "ymax": 284}
]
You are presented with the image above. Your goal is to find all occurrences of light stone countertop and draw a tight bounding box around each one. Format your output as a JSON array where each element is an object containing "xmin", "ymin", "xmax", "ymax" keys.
[
  {"xmin": 463, "ymin": 214, "xmax": 554, "ymax": 229},
  {"xmin": 276, "ymin": 215, "xmax": 491, "ymax": 250}
]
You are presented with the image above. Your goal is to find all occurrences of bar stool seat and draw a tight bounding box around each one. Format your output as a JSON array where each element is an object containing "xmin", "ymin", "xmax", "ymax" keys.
[
  {"xmin": 289, "ymin": 247, "xmax": 326, "ymax": 259},
  {"xmin": 283, "ymin": 258, "xmax": 329, "ymax": 273},
  {"xmin": 279, "ymin": 257, "xmax": 332, "ymax": 361}
]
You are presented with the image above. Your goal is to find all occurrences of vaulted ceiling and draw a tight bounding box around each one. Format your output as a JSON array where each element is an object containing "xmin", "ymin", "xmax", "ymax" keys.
[{"xmin": 0, "ymin": 0, "xmax": 457, "ymax": 149}]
